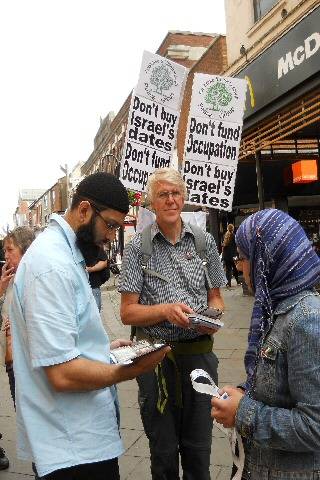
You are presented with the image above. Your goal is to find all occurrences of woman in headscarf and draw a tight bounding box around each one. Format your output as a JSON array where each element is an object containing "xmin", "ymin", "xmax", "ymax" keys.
[{"xmin": 211, "ymin": 209, "xmax": 320, "ymax": 480}]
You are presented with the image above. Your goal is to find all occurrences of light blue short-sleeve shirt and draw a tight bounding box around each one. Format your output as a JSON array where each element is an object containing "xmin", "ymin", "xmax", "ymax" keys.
[{"xmin": 11, "ymin": 214, "xmax": 123, "ymax": 477}]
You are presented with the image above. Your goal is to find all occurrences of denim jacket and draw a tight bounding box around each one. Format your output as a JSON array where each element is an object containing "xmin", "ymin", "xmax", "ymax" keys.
[{"xmin": 236, "ymin": 289, "xmax": 320, "ymax": 479}]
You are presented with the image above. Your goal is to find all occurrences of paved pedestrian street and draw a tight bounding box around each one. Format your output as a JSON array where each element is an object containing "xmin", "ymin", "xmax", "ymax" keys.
[{"xmin": 0, "ymin": 279, "xmax": 253, "ymax": 479}]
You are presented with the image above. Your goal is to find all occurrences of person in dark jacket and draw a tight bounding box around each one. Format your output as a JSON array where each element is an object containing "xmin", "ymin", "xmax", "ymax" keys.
[
  {"xmin": 86, "ymin": 244, "xmax": 110, "ymax": 312},
  {"xmin": 222, "ymin": 224, "xmax": 240, "ymax": 288}
]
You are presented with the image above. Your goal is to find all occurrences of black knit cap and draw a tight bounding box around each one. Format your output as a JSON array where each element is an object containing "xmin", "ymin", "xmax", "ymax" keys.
[{"xmin": 76, "ymin": 172, "xmax": 129, "ymax": 214}]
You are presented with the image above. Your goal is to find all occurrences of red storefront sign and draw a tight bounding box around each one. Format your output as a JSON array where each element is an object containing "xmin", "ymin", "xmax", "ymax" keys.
[{"xmin": 292, "ymin": 160, "xmax": 318, "ymax": 184}]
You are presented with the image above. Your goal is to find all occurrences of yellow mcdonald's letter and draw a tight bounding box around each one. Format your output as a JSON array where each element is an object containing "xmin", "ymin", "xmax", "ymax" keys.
[{"xmin": 244, "ymin": 75, "xmax": 255, "ymax": 109}]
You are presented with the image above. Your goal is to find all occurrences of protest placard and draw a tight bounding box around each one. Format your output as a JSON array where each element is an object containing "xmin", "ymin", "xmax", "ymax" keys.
[
  {"xmin": 120, "ymin": 51, "xmax": 187, "ymax": 192},
  {"xmin": 182, "ymin": 74, "xmax": 247, "ymax": 211}
]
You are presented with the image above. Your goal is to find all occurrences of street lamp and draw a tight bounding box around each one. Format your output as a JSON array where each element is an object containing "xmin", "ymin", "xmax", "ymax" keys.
[{"xmin": 59, "ymin": 163, "xmax": 70, "ymax": 209}]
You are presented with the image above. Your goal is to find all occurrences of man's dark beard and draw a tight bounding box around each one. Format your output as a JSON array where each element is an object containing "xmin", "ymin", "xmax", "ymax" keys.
[{"xmin": 76, "ymin": 215, "xmax": 100, "ymax": 264}]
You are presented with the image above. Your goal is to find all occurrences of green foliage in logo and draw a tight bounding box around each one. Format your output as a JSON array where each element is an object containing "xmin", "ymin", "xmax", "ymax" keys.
[
  {"xmin": 205, "ymin": 81, "xmax": 233, "ymax": 111},
  {"xmin": 150, "ymin": 64, "xmax": 174, "ymax": 95}
]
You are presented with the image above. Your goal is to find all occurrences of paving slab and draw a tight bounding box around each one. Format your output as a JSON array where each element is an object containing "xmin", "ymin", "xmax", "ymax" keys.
[
  {"xmin": 125, "ymin": 457, "xmax": 152, "ymax": 479},
  {"xmin": 0, "ymin": 439, "xmax": 34, "ymax": 477},
  {"xmin": 119, "ymin": 455, "xmax": 144, "ymax": 480},
  {"xmin": 217, "ymin": 466, "xmax": 233, "ymax": 480},
  {"xmin": 0, "ymin": 474, "xmax": 33, "ymax": 479},
  {"xmin": 211, "ymin": 436, "xmax": 233, "ymax": 466},
  {"xmin": 124, "ymin": 434, "xmax": 150, "ymax": 459},
  {"xmin": 120, "ymin": 429, "xmax": 145, "ymax": 451}
]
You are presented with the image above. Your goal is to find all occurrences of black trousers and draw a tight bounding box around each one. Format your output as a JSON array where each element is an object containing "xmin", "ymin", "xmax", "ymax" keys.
[
  {"xmin": 137, "ymin": 350, "xmax": 218, "ymax": 480},
  {"xmin": 5, "ymin": 363, "xmax": 15, "ymax": 407},
  {"xmin": 225, "ymin": 260, "xmax": 239, "ymax": 286},
  {"xmin": 38, "ymin": 458, "xmax": 120, "ymax": 480}
]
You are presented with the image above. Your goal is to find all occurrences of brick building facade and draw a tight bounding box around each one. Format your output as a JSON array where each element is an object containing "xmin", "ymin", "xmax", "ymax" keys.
[
  {"xmin": 14, "ymin": 189, "xmax": 46, "ymax": 227},
  {"xmin": 28, "ymin": 177, "xmax": 68, "ymax": 228}
]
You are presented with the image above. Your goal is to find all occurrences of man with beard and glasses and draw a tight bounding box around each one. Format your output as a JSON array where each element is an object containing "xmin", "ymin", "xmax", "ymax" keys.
[{"xmin": 10, "ymin": 172, "xmax": 170, "ymax": 480}]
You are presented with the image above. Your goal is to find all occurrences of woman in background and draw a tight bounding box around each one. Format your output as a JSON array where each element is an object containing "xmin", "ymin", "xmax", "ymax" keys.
[
  {"xmin": 222, "ymin": 224, "xmax": 240, "ymax": 288},
  {"xmin": 0, "ymin": 227, "xmax": 35, "ymax": 404}
]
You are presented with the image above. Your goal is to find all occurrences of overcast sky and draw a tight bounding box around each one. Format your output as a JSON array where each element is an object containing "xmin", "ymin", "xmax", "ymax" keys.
[{"xmin": 0, "ymin": 0, "xmax": 225, "ymax": 231}]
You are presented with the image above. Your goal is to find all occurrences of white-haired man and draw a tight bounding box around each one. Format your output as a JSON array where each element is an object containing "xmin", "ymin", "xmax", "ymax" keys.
[{"xmin": 119, "ymin": 168, "xmax": 226, "ymax": 480}]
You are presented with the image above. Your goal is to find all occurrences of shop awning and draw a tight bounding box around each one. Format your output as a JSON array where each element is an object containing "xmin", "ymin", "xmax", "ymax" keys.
[{"xmin": 239, "ymin": 87, "xmax": 320, "ymax": 160}]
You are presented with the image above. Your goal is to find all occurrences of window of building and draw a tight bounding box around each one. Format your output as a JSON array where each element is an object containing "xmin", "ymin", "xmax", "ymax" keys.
[{"xmin": 253, "ymin": 0, "xmax": 279, "ymax": 22}]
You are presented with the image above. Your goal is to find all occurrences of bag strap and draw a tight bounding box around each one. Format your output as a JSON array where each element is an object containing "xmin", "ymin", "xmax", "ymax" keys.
[
  {"xmin": 140, "ymin": 224, "xmax": 153, "ymax": 268},
  {"xmin": 140, "ymin": 225, "xmax": 170, "ymax": 283},
  {"xmin": 189, "ymin": 224, "xmax": 213, "ymax": 290}
]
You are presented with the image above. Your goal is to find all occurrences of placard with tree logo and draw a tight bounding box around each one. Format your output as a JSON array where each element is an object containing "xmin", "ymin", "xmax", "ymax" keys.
[
  {"xmin": 182, "ymin": 74, "xmax": 247, "ymax": 211},
  {"xmin": 120, "ymin": 51, "xmax": 187, "ymax": 192}
]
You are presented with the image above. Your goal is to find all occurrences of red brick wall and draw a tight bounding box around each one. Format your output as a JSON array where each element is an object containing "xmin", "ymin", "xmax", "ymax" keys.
[
  {"xmin": 17, "ymin": 200, "xmax": 29, "ymax": 215},
  {"xmin": 157, "ymin": 32, "xmax": 216, "ymax": 67}
]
